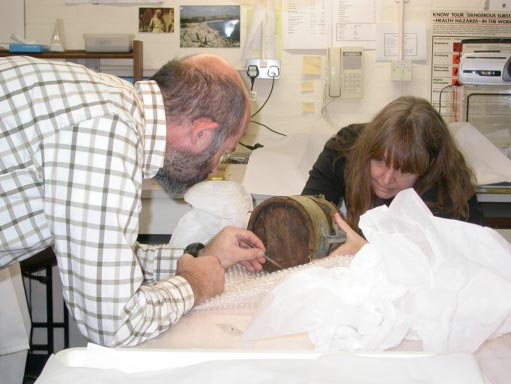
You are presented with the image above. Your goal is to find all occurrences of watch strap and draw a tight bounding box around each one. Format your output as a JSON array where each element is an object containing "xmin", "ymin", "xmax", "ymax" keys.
[{"xmin": 184, "ymin": 242, "xmax": 205, "ymax": 257}]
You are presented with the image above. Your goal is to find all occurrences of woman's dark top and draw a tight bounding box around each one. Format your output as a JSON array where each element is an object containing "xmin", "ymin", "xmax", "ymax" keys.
[{"xmin": 301, "ymin": 124, "xmax": 483, "ymax": 225}]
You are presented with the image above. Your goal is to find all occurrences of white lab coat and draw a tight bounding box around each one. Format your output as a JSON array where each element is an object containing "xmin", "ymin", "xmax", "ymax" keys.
[{"xmin": 0, "ymin": 263, "xmax": 31, "ymax": 384}]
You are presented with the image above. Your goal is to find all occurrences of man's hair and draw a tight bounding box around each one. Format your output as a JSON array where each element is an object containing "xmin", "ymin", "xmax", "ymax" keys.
[
  {"xmin": 344, "ymin": 96, "xmax": 476, "ymax": 229},
  {"xmin": 150, "ymin": 55, "xmax": 248, "ymax": 148}
]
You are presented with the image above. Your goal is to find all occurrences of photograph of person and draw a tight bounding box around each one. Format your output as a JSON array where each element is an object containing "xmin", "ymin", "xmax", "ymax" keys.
[{"xmin": 139, "ymin": 7, "xmax": 174, "ymax": 33}]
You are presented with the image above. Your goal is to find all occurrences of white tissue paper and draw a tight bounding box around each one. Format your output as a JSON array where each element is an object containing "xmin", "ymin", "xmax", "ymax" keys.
[
  {"xmin": 168, "ymin": 181, "xmax": 253, "ymax": 248},
  {"xmin": 243, "ymin": 189, "xmax": 511, "ymax": 353},
  {"xmin": 449, "ymin": 122, "xmax": 511, "ymax": 184}
]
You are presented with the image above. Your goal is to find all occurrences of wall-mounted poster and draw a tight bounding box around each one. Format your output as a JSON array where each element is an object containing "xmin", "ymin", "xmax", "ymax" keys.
[
  {"xmin": 430, "ymin": 10, "xmax": 511, "ymax": 122},
  {"xmin": 180, "ymin": 5, "xmax": 240, "ymax": 48},
  {"xmin": 139, "ymin": 7, "xmax": 174, "ymax": 33}
]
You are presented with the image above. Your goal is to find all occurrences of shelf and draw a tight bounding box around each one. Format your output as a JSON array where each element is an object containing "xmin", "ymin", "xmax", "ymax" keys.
[{"xmin": 0, "ymin": 40, "xmax": 143, "ymax": 82}]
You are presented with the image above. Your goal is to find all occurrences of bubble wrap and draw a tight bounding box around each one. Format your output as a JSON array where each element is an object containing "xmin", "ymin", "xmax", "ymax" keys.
[{"xmin": 196, "ymin": 255, "xmax": 353, "ymax": 311}]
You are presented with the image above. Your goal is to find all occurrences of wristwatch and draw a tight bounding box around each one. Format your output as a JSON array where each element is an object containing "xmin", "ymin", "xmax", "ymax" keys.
[{"xmin": 184, "ymin": 242, "xmax": 205, "ymax": 257}]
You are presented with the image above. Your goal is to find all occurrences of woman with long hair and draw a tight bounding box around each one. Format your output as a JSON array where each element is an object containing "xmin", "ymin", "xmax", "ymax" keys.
[{"xmin": 302, "ymin": 96, "xmax": 482, "ymax": 255}]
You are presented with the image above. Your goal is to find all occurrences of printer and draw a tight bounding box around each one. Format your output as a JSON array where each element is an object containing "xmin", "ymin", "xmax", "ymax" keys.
[
  {"xmin": 458, "ymin": 38, "xmax": 511, "ymax": 85},
  {"xmin": 459, "ymin": 52, "xmax": 511, "ymax": 85}
]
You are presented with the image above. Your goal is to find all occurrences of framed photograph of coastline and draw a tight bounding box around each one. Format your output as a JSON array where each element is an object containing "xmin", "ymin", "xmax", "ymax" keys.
[{"xmin": 180, "ymin": 5, "xmax": 240, "ymax": 48}]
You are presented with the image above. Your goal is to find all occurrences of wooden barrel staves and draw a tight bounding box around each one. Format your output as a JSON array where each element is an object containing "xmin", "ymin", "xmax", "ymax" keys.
[{"xmin": 247, "ymin": 195, "xmax": 347, "ymax": 272}]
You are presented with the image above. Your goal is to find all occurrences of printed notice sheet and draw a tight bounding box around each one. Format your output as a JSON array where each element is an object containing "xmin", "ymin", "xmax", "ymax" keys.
[
  {"xmin": 282, "ymin": 0, "xmax": 329, "ymax": 49},
  {"xmin": 332, "ymin": 0, "xmax": 376, "ymax": 49},
  {"xmin": 375, "ymin": 22, "xmax": 427, "ymax": 61},
  {"xmin": 282, "ymin": 0, "xmax": 377, "ymax": 50},
  {"xmin": 431, "ymin": 10, "xmax": 511, "ymax": 121}
]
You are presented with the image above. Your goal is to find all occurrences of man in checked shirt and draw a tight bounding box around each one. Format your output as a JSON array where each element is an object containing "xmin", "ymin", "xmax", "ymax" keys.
[{"xmin": 0, "ymin": 53, "xmax": 267, "ymax": 356}]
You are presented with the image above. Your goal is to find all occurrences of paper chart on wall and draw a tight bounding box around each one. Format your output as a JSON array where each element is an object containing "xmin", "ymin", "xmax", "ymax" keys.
[
  {"xmin": 331, "ymin": 0, "xmax": 377, "ymax": 49},
  {"xmin": 281, "ymin": 0, "xmax": 377, "ymax": 50},
  {"xmin": 281, "ymin": 0, "xmax": 329, "ymax": 49},
  {"xmin": 430, "ymin": 10, "xmax": 511, "ymax": 122},
  {"xmin": 375, "ymin": 22, "xmax": 427, "ymax": 61}
]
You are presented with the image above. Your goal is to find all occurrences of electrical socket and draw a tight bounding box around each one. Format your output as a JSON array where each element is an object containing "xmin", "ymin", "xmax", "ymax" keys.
[
  {"xmin": 246, "ymin": 58, "xmax": 281, "ymax": 80},
  {"xmin": 391, "ymin": 60, "xmax": 412, "ymax": 82}
]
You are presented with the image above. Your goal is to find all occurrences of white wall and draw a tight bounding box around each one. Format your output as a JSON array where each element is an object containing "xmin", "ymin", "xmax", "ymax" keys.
[
  {"xmin": 0, "ymin": 0, "xmax": 24, "ymax": 46},
  {"xmin": 23, "ymin": 0, "xmax": 488, "ymax": 141}
]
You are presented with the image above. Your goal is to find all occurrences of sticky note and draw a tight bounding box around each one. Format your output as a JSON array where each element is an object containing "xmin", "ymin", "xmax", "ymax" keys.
[
  {"xmin": 301, "ymin": 81, "xmax": 314, "ymax": 93},
  {"xmin": 303, "ymin": 56, "xmax": 321, "ymax": 76},
  {"xmin": 302, "ymin": 102, "xmax": 315, "ymax": 113}
]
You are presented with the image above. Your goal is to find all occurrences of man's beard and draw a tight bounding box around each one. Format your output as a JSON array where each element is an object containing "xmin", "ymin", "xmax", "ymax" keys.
[{"xmin": 153, "ymin": 144, "xmax": 217, "ymax": 198}]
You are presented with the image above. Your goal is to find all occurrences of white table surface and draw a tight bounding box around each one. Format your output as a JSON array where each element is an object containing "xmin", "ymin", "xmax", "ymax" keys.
[{"xmin": 139, "ymin": 306, "xmax": 511, "ymax": 384}]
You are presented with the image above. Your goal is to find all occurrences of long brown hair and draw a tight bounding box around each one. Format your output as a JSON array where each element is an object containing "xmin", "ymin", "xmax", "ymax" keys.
[{"xmin": 344, "ymin": 96, "xmax": 476, "ymax": 229}]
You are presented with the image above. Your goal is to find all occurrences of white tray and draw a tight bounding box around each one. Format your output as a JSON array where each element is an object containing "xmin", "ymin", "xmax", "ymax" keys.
[{"xmin": 35, "ymin": 344, "xmax": 490, "ymax": 384}]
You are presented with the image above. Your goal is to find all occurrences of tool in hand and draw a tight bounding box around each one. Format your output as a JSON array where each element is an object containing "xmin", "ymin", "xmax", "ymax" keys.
[{"xmin": 237, "ymin": 236, "xmax": 285, "ymax": 271}]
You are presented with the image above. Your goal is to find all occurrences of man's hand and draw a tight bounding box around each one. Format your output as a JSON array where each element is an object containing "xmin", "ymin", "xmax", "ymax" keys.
[
  {"xmin": 176, "ymin": 254, "xmax": 225, "ymax": 305},
  {"xmin": 202, "ymin": 226, "xmax": 266, "ymax": 272},
  {"xmin": 329, "ymin": 213, "xmax": 368, "ymax": 257}
]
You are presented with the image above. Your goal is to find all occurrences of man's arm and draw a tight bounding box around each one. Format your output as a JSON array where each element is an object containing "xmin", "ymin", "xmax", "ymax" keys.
[{"xmin": 42, "ymin": 117, "xmax": 197, "ymax": 346}]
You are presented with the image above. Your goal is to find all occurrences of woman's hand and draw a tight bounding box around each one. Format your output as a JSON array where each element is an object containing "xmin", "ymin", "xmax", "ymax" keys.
[{"xmin": 329, "ymin": 213, "xmax": 367, "ymax": 257}]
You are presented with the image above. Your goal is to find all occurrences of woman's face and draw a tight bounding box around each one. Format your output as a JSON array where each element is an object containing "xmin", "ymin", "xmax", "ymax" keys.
[{"xmin": 369, "ymin": 159, "xmax": 419, "ymax": 199}]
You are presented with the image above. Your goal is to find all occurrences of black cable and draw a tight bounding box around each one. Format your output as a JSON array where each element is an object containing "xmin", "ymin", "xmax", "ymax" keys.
[
  {"xmin": 245, "ymin": 71, "xmax": 284, "ymax": 143},
  {"xmin": 249, "ymin": 120, "xmax": 287, "ymax": 137},
  {"xmin": 238, "ymin": 141, "xmax": 264, "ymax": 150},
  {"xmin": 246, "ymin": 65, "xmax": 259, "ymax": 91},
  {"xmin": 251, "ymin": 76, "xmax": 275, "ymax": 118},
  {"xmin": 438, "ymin": 84, "xmax": 457, "ymax": 117}
]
